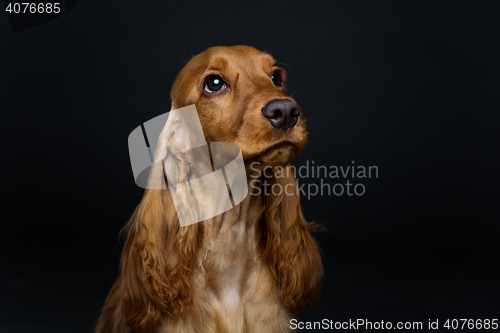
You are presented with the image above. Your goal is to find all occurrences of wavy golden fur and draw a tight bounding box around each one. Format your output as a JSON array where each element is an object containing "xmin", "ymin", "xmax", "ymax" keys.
[{"xmin": 96, "ymin": 45, "xmax": 323, "ymax": 333}]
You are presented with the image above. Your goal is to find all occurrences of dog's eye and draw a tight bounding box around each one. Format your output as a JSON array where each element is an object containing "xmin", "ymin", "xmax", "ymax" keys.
[
  {"xmin": 204, "ymin": 75, "xmax": 227, "ymax": 93},
  {"xmin": 271, "ymin": 71, "xmax": 283, "ymax": 86}
]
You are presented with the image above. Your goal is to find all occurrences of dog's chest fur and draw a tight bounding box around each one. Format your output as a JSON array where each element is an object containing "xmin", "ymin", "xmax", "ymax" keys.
[{"xmin": 180, "ymin": 189, "xmax": 292, "ymax": 333}]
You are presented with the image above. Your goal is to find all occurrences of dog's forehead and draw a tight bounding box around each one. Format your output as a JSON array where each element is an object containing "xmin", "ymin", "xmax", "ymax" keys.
[
  {"xmin": 204, "ymin": 47, "xmax": 276, "ymax": 73},
  {"xmin": 171, "ymin": 46, "xmax": 278, "ymax": 107}
]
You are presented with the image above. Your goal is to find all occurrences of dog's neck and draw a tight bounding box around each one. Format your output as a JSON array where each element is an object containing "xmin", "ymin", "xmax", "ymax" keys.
[{"xmin": 200, "ymin": 173, "xmax": 265, "ymax": 295}]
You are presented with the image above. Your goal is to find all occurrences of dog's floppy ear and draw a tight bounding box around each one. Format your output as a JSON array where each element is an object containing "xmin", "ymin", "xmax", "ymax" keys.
[
  {"xmin": 119, "ymin": 106, "xmax": 201, "ymax": 332},
  {"xmin": 119, "ymin": 187, "xmax": 200, "ymax": 332},
  {"xmin": 262, "ymin": 165, "xmax": 323, "ymax": 313}
]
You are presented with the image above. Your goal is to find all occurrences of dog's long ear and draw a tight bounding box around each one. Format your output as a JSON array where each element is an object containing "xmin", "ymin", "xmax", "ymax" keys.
[
  {"xmin": 119, "ymin": 187, "xmax": 200, "ymax": 332},
  {"xmin": 262, "ymin": 165, "xmax": 323, "ymax": 313},
  {"xmin": 119, "ymin": 107, "xmax": 201, "ymax": 332}
]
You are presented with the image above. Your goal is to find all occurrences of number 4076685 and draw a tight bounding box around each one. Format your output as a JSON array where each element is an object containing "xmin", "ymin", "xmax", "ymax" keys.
[{"xmin": 5, "ymin": 3, "xmax": 61, "ymax": 14}]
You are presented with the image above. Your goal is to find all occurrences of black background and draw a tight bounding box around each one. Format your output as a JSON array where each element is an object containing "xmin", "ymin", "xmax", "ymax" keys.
[{"xmin": 1, "ymin": 1, "xmax": 499, "ymax": 332}]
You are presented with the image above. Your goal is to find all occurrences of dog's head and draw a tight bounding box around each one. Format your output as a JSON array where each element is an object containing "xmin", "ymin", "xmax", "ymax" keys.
[{"xmin": 170, "ymin": 45, "xmax": 308, "ymax": 167}]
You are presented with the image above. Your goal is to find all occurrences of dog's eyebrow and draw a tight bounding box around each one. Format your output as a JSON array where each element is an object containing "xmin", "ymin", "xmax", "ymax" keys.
[
  {"xmin": 205, "ymin": 57, "xmax": 229, "ymax": 72},
  {"xmin": 259, "ymin": 53, "xmax": 276, "ymax": 68}
]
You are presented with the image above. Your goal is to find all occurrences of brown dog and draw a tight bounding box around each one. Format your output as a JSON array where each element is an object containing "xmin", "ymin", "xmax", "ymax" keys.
[{"xmin": 96, "ymin": 45, "xmax": 322, "ymax": 333}]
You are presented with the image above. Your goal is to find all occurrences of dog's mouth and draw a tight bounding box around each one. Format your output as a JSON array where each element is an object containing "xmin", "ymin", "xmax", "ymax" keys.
[
  {"xmin": 262, "ymin": 141, "xmax": 296, "ymax": 153},
  {"xmin": 252, "ymin": 141, "xmax": 298, "ymax": 166}
]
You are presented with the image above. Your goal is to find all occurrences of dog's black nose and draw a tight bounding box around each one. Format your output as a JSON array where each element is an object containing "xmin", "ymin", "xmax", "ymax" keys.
[{"xmin": 262, "ymin": 99, "xmax": 300, "ymax": 131}]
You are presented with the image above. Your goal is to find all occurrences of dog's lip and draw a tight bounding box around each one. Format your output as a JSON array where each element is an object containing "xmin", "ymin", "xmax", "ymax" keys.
[{"xmin": 260, "ymin": 140, "xmax": 296, "ymax": 154}]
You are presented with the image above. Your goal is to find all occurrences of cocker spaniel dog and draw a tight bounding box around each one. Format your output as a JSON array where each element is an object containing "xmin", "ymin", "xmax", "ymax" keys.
[{"xmin": 96, "ymin": 45, "xmax": 322, "ymax": 333}]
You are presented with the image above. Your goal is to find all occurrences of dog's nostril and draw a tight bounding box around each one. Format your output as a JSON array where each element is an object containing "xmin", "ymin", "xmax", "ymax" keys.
[
  {"xmin": 271, "ymin": 110, "xmax": 282, "ymax": 119},
  {"xmin": 262, "ymin": 100, "xmax": 300, "ymax": 131}
]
